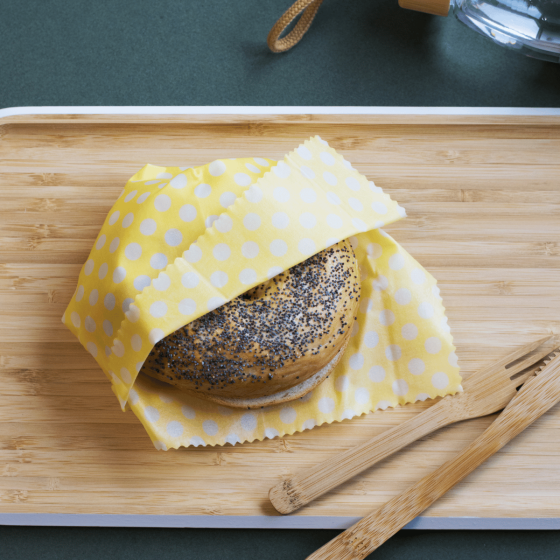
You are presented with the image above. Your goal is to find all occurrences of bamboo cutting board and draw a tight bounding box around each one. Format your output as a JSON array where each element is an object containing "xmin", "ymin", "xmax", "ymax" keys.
[{"xmin": 1, "ymin": 110, "xmax": 559, "ymax": 528}]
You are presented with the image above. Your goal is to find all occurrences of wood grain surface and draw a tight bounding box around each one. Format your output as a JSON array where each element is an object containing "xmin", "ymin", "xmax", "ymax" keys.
[{"xmin": 0, "ymin": 113, "xmax": 559, "ymax": 520}]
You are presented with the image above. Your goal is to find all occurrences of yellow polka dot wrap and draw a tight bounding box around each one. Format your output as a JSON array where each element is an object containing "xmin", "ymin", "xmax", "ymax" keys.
[{"xmin": 63, "ymin": 136, "xmax": 461, "ymax": 449}]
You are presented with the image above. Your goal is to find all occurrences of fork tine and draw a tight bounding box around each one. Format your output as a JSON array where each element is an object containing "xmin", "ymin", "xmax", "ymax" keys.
[
  {"xmin": 506, "ymin": 343, "xmax": 560, "ymax": 378},
  {"xmin": 508, "ymin": 350, "xmax": 559, "ymax": 389},
  {"xmin": 492, "ymin": 335, "xmax": 556, "ymax": 372},
  {"xmin": 463, "ymin": 336, "xmax": 558, "ymax": 392}
]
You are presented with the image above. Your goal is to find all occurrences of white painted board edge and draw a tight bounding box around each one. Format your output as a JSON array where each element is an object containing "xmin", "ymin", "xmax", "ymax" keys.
[
  {"xmin": 0, "ymin": 514, "xmax": 559, "ymax": 529},
  {"xmin": 1, "ymin": 106, "xmax": 560, "ymax": 118}
]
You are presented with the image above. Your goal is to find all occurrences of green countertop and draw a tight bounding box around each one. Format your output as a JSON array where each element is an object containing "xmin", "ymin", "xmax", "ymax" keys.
[
  {"xmin": 2, "ymin": 526, "xmax": 560, "ymax": 560},
  {"xmin": 1, "ymin": 1, "xmax": 559, "ymax": 558},
  {"xmin": 1, "ymin": 0, "xmax": 559, "ymax": 108}
]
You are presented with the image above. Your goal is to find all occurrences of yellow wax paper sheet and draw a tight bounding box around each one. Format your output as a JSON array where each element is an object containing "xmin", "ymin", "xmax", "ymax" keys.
[{"xmin": 64, "ymin": 136, "xmax": 461, "ymax": 449}]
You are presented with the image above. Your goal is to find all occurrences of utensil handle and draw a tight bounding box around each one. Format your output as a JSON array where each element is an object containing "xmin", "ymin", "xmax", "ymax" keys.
[
  {"xmin": 307, "ymin": 355, "xmax": 560, "ymax": 560},
  {"xmin": 269, "ymin": 397, "xmax": 456, "ymax": 514}
]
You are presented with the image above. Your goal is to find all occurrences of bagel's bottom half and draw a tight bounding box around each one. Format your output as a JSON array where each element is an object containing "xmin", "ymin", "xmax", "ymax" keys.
[{"xmin": 200, "ymin": 330, "xmax": 352, "ymax": 409}]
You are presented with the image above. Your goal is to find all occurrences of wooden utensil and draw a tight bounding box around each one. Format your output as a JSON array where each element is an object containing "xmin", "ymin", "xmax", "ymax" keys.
[
  {"xmin": 270, "ymin": 336, "xmax": 557, "ymax": 514},
  {"xmin": 307, "ymin": 350, "xmax": 560, "ymax": 560}
]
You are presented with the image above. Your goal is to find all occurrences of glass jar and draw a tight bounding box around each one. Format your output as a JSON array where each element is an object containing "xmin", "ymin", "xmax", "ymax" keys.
[{"xmin": 400, "ymin": 0, "xmax": 560, "ymax": 62}]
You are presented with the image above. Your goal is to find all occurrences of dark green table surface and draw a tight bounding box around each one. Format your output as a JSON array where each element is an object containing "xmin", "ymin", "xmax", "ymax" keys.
[
  {"xmin": 1, "ymin": 1, "xmax": 559, "ymax": 559},
  {"xmin": 1, "ymin": 0, "xmax": 559, "ymax": 108}
]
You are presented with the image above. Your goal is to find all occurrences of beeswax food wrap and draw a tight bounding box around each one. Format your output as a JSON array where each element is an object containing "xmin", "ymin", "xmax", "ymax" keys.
[{"xmin": 64, "ymin": 136, "xmax": 461, "ymax": 449}]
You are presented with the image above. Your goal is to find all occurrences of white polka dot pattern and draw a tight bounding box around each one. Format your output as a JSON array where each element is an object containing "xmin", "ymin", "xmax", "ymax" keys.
[{"xmin": 63, "ymin": 136, "xmax": 459, "ymax": 450}]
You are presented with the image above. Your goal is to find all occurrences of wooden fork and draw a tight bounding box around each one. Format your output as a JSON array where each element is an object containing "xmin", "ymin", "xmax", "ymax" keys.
[
  {"xmin": 270, "ymin": 335, "xmax": 558, "ymax": 514},
  {"xmin": 308, "ymin": 349, "xmax": 560, "ymax": 560}
]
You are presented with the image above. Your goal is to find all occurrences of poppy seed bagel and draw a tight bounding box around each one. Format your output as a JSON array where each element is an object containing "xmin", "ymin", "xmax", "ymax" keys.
[{"xmin": 141, "ymin": 239, "xmax": 361, "ymax": 408}]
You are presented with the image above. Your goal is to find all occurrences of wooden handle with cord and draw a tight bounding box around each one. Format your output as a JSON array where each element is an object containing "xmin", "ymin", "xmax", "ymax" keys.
[
  {"xmin": 267, "ymin": 0, "xmax": 325, "ymax": 53},
  {"xmin": 307, "ymin": 354, "xmax": 560, "ymax": 560}
]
